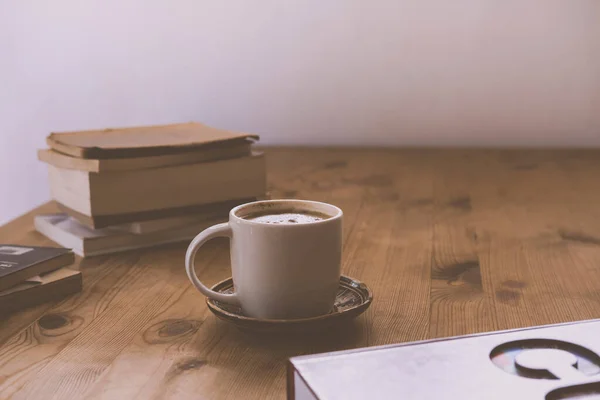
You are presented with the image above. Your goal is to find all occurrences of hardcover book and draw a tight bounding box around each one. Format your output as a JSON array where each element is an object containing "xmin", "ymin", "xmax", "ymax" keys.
[
  {"xmin": 55, "ymin": 196, "xmax": 260, "ymax": 229},
  {"xmin": 34, "ymin": 213, "xmax": 227, "ymax": 257},
  {"xmin": 46, "ymin": 152, "xmax": 266, "ymax": 217},
  {"xmin": 46, "ymin": 121, "xmax": 258, "ymax": 159},
  {"xmin": 37, "ymin": 140, "xmax": 252, "ymax": 172},
  {"xmin": 0, "ymin": 245, "xmax": 74, "ymax": 292},
  {"xmin": 0, "ymin": 267, "xmax": 82, "ymax": 314}
]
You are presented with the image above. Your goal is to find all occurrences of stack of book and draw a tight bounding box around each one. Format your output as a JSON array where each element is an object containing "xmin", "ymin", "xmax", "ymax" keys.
[
  {"xmin": 35, "ymin": 122, "xmax": 267, "ymax": 257},
  {"xmin": 0, "ymin": 245, "xmax": 80, "ymax": 314}
]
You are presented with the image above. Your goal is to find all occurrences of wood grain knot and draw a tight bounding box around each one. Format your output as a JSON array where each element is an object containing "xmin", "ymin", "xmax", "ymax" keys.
[
  {"xmin": 143, "ymin": 319, "xmax": 202, "ymax": 344},
  {"xmin": 159, "ymin": 320, "xmax": 198, "ymax": 338},
  {"xmin": 446, "ymin": 196, "xmax": 472, "ymax": 212},
  {"xmin": 323, "ymin": 161, "xmax": 347, "ymax": 169},
  {"xmin": 559, "ymin": 230, "xmax": 600, "ymax": 246},
  {"xmin": 37, "ymin": 313, "xmax": 84, "ymax": 337},
  {"xmin": 433, "ymin": 260, "xmax": 482, "ymax": 288},
  {"xmin": 166, "ymin": 358, "xmax": 207, "ymax": 381},
  {"xmin": 431, "ymin": 260, "xmax": 483, "ymax": 300},
  {"xmin": 38, "ymin": 314, "xmax": 69, "ymax": 330},
  {"xmin": 176, "ymin": 358, "xmax": 206, "ymax": 371}
]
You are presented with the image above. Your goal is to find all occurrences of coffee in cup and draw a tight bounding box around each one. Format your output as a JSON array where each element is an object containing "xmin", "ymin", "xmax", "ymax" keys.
[
  {"xmin": 185, "ymin": 199, "xmax": 343, "ymax": 319},
  {"xmin": 242, "ymin": 209, "xmax": 331, "ymax": 224}
]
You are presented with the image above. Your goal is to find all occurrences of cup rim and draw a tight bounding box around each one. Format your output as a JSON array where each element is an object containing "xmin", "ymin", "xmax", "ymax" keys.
[{"xmin": 230, "ymin": 199, "xmax": 343, "ymax": 226}]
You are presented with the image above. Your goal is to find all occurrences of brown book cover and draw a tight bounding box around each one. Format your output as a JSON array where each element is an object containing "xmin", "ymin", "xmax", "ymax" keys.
[
  {"xmin": 47, "ymin": 122, "xmax": 259, "ymax": 159},
  {"xmin": 0, "ymin": 267, "xmax": 82, "ymax": 315},
  {"xmin": 0, "ymin": 245, "xmax": 74, "ymax": 292},
  {"xmin": 47, "ymin": 152, "xmax": 266, "ymax": 217}
]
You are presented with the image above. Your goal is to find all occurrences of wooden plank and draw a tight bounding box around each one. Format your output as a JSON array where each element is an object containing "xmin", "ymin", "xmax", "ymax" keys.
[
  {"xmin": 1, "ymin": 148, "xmax": 600, "ymax": 399},
  {"xmin": 428, "ymin": 151, "xmax": 497, "ymax": 338},
  {"xmin": 0, "ymin": 250, "xmax": 152, "ymax": 399},
  {"xmin": 475, "ymin": 150, "xmax": 600, "ymax": 333}
]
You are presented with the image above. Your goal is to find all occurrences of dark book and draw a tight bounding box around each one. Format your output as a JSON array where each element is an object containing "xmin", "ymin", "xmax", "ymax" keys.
[
  {"xmin": 0, "ymin": 267, "xmax": 82, "ymax": 315},
  {"xmin": 0, "ymin": 245, "xmax": 74, "ymax": 292}
]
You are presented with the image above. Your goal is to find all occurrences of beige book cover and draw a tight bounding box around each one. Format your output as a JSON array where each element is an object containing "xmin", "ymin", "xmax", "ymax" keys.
[
  {"xmin": 38, "ymin": 140, "xmax": 252, "ymax": 172},
  {"xmin": 47, "ymin": 122, "xmax": 259, "ymax": 159}
]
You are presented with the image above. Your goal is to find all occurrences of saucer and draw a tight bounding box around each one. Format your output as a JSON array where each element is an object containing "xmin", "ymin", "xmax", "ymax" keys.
[{"xmin": 206, "ymin": 275, "xmax": 373, "ymax": 333}]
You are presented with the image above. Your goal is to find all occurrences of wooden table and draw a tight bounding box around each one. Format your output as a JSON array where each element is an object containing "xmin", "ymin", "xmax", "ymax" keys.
[{"xmin": 2, "ymin": 147, "xmax": 600, "ymax": 399}]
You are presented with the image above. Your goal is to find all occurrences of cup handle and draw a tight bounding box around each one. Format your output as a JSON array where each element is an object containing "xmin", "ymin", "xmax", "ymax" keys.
[{"xmin": 185, "ymin": 222, "xmax": 240, "ymax": 306}]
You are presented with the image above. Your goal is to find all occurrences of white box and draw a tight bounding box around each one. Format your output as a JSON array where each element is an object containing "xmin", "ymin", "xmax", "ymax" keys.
[{"xmin": 288, "ymin": 319, "xmax": 600, "ymax": 399}]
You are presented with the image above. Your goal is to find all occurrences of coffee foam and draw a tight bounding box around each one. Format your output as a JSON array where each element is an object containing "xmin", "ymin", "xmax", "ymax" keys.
[{"xmin": 245, "ymin": 212, "xmax": 328, "ymax": 224}]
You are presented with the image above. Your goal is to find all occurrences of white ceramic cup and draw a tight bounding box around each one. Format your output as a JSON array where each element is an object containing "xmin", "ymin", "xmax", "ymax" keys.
[{"xmin": 185, "ymin": 199, "xmax": 343, "ymax": 319}]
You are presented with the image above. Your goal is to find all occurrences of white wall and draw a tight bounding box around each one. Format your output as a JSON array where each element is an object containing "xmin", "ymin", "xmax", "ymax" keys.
[{"xmin": 1, "ymin": 0, "xmax": 599, "ymax": 225}]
